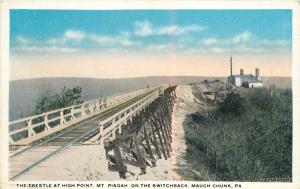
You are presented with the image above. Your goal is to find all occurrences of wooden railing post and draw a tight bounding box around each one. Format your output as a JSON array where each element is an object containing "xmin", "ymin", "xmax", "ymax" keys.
[
  {"xmin": 100, "ymin": 99, "xmax": 104, "ymax": 110},
  {"xmin": 9, "ymin": 85, "xmax": 161, "ymax": 145},
  {"xmin": 111, "ymin": 118, "xmax": 116, "ymax": 139},
  {"xmin": 81, "ymin": 104, "xmax": 87, "ymax": 117},
  {"xmin": 27, "ymin": 119, "xmax": 34, "ymax": 138},
  {"xmin": 60, "ymin": 111, "xmax": 65, "ymax": 125},
  {"xmin": 118, "ymin": 115, "xmax": 122, "ymax": 134},
  {"xmin": 71, "ymin": 107, "xmax": 75, "ymax": 119},
  {"xmin": 44, "ymin": 114, "xmax": 51, "ymax": 130},
  {"xmin": 96, "ymin": 100, "xmax": 101, "ymax": 112},
  {"xmin": 9, "ymin": 137, "xmax": 15, "ymax": 145}
]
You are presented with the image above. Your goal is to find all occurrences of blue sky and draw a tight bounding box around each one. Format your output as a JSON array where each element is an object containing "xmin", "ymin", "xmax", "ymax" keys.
[
  {"xmin": 9, "ymin": 10, "xmax": 292, "ymax": 79},
  {"xmin": 10, "ymin": 9, "xmax": 291, "ymax": 54}
]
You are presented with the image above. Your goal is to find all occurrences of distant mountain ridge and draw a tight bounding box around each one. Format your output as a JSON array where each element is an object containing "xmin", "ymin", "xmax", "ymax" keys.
[{"xmin": 9, "ymin": 76, "xmax": 291, "ymax": 121}]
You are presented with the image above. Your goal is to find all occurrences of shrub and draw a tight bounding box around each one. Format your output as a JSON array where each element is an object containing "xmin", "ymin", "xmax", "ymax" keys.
[
  {"xmin": 182, "ymin": 88, "xmax": 292, "ymax": 181},
  {"xmin": 217, "ymin": 92, "xmax": 245, "ymax": 116},
  {"xmin": 35, "ymin": 86, "xmax": 83, "ymax": 114}
]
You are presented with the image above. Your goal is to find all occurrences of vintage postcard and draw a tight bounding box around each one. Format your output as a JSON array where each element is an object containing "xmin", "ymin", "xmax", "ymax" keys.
[{"xmin": 0, "ymin": 1, "xmax": 299, "ymax": 189}]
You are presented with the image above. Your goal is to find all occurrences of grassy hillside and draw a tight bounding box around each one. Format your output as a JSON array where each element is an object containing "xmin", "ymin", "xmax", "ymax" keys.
[{"xmin": 182, "ymin": 86, "xmax": 292, "ymax": 181}]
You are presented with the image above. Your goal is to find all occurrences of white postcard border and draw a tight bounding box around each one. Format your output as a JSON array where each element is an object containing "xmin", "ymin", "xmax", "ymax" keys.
[{"xmin": 1, "ymin": 1, "xmax": 299, "ymax": 189}]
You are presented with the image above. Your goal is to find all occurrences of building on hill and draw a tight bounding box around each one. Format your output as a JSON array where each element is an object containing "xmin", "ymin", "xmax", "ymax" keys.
[{"xmin": 227, "ymin": 56, "xmax": 264, "ymax": 88}]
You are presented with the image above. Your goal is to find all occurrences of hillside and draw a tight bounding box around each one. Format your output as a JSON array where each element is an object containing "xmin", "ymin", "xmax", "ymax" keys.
[
  {"xmin": 9, "ymin": 76, "xmax": 224, "ymax": 120},
  {"xmin": 182, "ymin": 82, "xmax": 292, "ymax": 181},
  {"xmin": 9, "ymin": 76, "xmax": 291, "ymax": 121},
  {"xmin": 260, "ymin": 77, "xmax": 292, "ymax": 89}
]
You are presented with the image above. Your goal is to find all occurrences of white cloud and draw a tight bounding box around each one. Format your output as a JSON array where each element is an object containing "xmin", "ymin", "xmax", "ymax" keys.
[
  {"xmin": 119, "ymin": 39, "xmax": 140, "ymax": 46},
  {"xmin": 90, "ymin": 35, "xmax": 112, "ymax": 44},
  {"xmin": 134, "ymin": 20, "xmax": 153, "ymax": 36},
  {"xmin": 203, "ymin": 38, "xmax": 217, "ymax": 45},
  {"xmin": 232, "ymin": 31, "xmax": 252, "ymax": 44},
  {"xmin": 64, "ymin": 30, "xmax": 85, "ymax": 40},
  {"xmin": 15, "ymin": 36, "xmax": 33, "ymax": 45},
  {"xmin": 16, "ymin": 46, "xmax": 80, "ymax": 53},
  {"xmin": 89, "ymin": 34, "xmax": 140, "ymax": 46},
  {"xmin": 209, "ymin": 47, "xmax": 228, "ymax": 53},
  {"xmin": 13, "ymin": 27, "xmax": 290, "ymax": 56},
  {"xmin": 234, "ymin": 46, "xmax": 266, "ymax": 53},
  {"xmin": 14, "ymin": 34, "xmax": 81, "ymax": 54},
  {"xmin": 157, "ymin": 24, "xmax": 203, "ymax": 35},
  {"xmin": 134, "ymin": 20, "xmax": 205, "ymax": 36},
  {"xmin": 258, "ymin": 39, "xmax": 290, "ymax": 46},
  {"xmin": 14, "ymin": 29, "xmax": 141, "ymax": 55},
  {"xmin": 46, "ymin": 38, "xmax": 65, "ymax": 45},
  {"xmin": 46, "ymin": 29, "xmax": 85, "ymax": 45}
]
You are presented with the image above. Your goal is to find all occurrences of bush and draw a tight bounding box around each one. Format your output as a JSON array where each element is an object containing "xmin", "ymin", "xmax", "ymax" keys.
[
  {"xmin": 183, "ymin": 88, "xmax": 292, "ymax": 181},
  {"xmin": 217, "ymin": 92, "xmax": 245, "ymax": 116},
  {"xmin": 247, "ymin": 88, "xmax": 273, "ymax": 111},
  {"xmin": 35, "ymin": 86, "xmax": 83, "ymax": 114}
]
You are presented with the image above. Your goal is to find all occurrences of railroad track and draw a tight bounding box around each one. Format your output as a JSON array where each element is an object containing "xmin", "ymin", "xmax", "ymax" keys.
[{"xmin": 9, "ymin": 89, "xmax": 158, "ymax": 180}]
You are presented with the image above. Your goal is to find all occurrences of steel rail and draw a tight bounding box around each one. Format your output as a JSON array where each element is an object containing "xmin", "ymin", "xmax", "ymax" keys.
[
  {"xmin": 10, "ymin": 125, "xmax": 100, "ymax": 180},
  {"xmin": 9, "ymin": 86, "xmax": 158, "ymax": 145},
  {"xmin": 10, "ymin": 87, "xmax": 160, "ymax": 158},
  {"xmin": 9, "ymin": 87, "xmax": 162, "ymax": 180}
]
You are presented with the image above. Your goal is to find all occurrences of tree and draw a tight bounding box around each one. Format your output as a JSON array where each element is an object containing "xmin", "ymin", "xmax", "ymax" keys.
[
  {"xmin": 35, "ymin": 86, "xmax": 83, "ymax": 114},
  {"xmin": 217, "ymin": 92, "xmax": 245, "ymax": 116}
]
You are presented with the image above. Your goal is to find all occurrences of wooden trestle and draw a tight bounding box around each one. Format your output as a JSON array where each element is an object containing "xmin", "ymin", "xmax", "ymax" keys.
[{"xmin": 103, "ymin": 86, "xmax": 177, "ymax": 178}]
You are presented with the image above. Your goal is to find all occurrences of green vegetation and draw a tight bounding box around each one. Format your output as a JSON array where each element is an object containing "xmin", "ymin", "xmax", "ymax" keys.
[
  {"xmin": 183, "ymin": 88, "xmax": 292, "ymax": 181},
  {"xmin": 9, "ymin": 86, "xmax": 84, "ymax": 142},
  {"xmin": 35, "ymin": 86, "xmax": 83, "ymax": 114}
]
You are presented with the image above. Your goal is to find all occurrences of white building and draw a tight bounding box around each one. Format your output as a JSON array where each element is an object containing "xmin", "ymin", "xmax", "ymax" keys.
[{"xmin": 227, "ymin": 57, "xmax": 264, "ymax": 88}]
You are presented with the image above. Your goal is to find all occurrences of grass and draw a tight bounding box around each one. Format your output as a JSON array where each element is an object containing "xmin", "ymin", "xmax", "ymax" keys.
[{"xmin": 181, "ymin": 87, "xmax": 292, "ymax": 181}]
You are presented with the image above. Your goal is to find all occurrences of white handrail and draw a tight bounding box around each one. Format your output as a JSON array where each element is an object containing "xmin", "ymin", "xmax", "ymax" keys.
[
  {"xmin": 99, "ymin": 85, "xmax": 168, "ymax": 141},
  {"xmin": 9, "ymin": 85, "xmax": 160, "ymax": 145}
]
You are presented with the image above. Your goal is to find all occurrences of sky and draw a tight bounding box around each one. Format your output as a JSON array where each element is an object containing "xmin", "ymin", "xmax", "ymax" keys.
[{"xmin": 10, "ymin": 10, "xmax": 292, "ymax": 80}]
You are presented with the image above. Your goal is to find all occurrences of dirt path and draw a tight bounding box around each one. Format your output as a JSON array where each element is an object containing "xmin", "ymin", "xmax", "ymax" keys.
[{"xmin": 169, "ymin": 85, "xmax": 200, "ymax": 180}]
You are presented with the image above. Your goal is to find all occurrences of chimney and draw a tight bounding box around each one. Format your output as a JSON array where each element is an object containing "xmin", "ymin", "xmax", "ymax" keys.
[
  {"xmin": 240, "ymin": 69, "xmax": 244, "ymax": 76},
  {"xmin": 255, "ymin": 68, "xmax": 260, "ymax": 78},
  {"xmin": 230, "ymin": 56, "xmax": 233, "ymax": 76}
]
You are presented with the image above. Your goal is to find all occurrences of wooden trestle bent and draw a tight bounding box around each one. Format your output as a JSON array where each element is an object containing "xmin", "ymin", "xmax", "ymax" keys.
[{"xmin": 103, "ymin": 86, "xmax": 177, "ymax": 179}]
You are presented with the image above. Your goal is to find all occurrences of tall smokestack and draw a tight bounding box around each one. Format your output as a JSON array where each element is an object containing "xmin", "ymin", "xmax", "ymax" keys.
[
  {"xmin": 255, "ymin": 68, "xmax": 260, "ymax": 78},
  {"xmin": 230, "ymin": 56, "xmax": 233, "ymax": 76}
]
